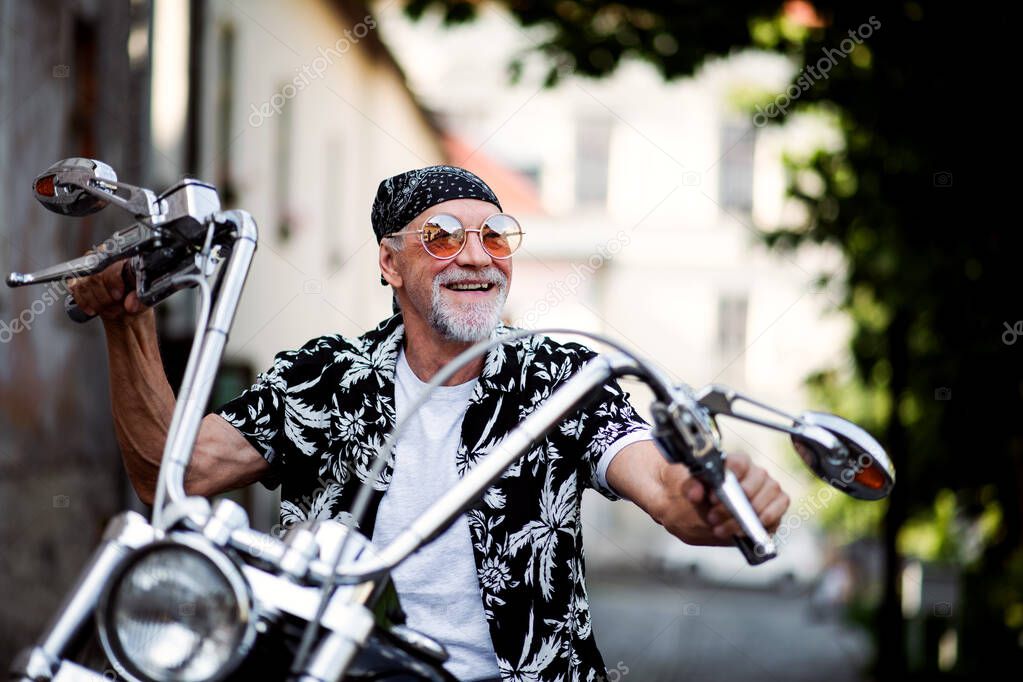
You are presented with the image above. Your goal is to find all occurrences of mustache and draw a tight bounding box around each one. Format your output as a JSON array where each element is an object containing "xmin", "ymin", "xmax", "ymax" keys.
[{"xmin": 433, "ymin": 267, "xmax": 507, "ymax": 288}]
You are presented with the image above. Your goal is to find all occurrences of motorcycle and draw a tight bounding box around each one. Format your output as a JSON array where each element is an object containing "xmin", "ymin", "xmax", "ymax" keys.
[{"xmin": 7, "ymin": 158, "xmax": 895, "ymax": 682}]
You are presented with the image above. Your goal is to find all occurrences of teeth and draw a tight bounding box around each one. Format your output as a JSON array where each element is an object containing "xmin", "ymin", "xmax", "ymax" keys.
[{"xmin": 448, "ymin": 283, "xmax": 490, "ymax": 291}]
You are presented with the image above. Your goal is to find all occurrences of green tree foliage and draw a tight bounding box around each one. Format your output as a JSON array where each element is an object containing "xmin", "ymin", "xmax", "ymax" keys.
[{"xmin": 401, "ymin": 1, "xmax": 1017, "ymax": 677}]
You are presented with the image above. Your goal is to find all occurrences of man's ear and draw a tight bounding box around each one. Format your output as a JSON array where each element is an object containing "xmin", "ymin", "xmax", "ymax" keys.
[{"xmin": 379, "ymin": 242, "xmax": 403, "ymax": 289}]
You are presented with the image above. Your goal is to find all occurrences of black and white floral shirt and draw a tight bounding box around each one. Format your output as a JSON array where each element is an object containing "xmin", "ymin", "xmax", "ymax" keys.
[{"xmin": 216, "ymin": 314, "xmax": 648, "ymax": 681}]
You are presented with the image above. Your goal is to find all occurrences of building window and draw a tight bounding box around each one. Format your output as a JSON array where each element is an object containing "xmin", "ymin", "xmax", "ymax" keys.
[
  {"xmin": 215, "ymin": 23, "xmax": 237, "ymax": 205},
  {"xmin": 325, "ymin": 135, "xmax": 343, "ymax": 268},
  {"xmin": 517, "ymin": 163, "xmax": 542, "ymax": 189},
  {"xmin": 717, "ymin": 293, "xmax": 749, "ymax": 382},
  {"xmin": 274, "ymin": 85, "xmax": 294, "ymax": 242},
  {"xmin": 718, "ymin": 121, "xmax": 755, "ymax": 214},
  {"xmin": 575, "ymin": 118, "xmax": 611, "ymax": 207}
]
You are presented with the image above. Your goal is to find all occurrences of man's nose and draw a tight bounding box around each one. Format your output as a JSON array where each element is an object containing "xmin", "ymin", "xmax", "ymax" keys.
[{"xmin": 454, "ymin": 229, "xmax": 493, "ymax": 267}]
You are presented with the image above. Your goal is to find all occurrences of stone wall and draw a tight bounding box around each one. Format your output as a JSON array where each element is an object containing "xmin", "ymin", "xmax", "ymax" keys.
[{"xmin": 0, "ymin": 0, "xmax": 144, "ymax": 664}]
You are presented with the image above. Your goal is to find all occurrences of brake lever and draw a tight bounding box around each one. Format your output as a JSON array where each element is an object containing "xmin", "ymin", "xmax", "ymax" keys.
[
  {"xmin": 650, "ymin": 388, "xmax": 777, "ymax": 565},
  {"xmin": 64, "ymin": 224, "xmax": 227, "ymax": 323},
  {"xmin": 6, "ymin": 222, "xmax": 152, "ymax": 287}
]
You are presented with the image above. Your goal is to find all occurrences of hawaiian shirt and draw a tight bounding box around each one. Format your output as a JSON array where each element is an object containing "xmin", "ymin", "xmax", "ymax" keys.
[{"xmin": 216, "ymin": 314, "xmax": 648, "ymax": 681}]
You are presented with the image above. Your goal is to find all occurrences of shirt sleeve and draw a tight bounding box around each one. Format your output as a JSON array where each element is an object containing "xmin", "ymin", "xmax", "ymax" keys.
[
  {"xmin": 595, "ymin": 427, "xmax": 654, "ymax": 496},
  {"xmin": 541, "ymin": 342, "xmax": 651, "ymax": 501},
  {"xmin": 214, "ymin": 351, "xmax": 294, "ymax": 489},
  {"xmin": 214, "ymin": 337, "xmax": 336, "ymax": 490},
  {"xmin": 564, "ymin": 374, "xmax": 650, "ymax": 501}
]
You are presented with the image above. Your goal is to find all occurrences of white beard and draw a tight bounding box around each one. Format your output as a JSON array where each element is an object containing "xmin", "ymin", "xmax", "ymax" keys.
[{"xmin": 428, "ymin": 267, "xmax": 508, "ymax": 342}]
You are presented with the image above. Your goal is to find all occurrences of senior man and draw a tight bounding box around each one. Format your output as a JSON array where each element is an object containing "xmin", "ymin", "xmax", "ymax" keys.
[{"xmin": 71, "ymin": 165, "xmax": 790, "ymax": 682}]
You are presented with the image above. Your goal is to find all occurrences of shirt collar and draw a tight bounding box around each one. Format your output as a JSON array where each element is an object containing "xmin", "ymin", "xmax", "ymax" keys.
[{"xmin": 359, "ymin": 313, "xmax": 521, "ymax": 394}]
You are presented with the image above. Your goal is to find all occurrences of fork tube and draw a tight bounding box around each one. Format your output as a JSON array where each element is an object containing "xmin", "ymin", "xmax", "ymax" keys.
[
  {"xmin": 30, "ymin": 513, "xmax": 152, "ymax": 662},
  {"xmin": 152, "ymin": 211, "xmax": 257, "ymax": 527}
]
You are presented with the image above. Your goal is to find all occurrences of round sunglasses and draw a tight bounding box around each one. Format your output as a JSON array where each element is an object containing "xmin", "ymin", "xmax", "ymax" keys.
[{"xmin": 386, "ymin": 213, "xmax": 524, "ymax": 260}]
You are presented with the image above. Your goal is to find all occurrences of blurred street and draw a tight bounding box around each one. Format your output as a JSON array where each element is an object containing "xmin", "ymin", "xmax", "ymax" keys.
[{"xmin": 589, "ymin": 575, "xmax": 871, "ymax": 682}]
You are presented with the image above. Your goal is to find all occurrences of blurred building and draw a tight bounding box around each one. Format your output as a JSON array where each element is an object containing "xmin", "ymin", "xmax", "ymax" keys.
[
  {"xmin": 156, "ymin": 0, "xmax": 447, "ymax": 527},
  {"xmin": 375, "ymin": 4, "xmax": 850, "ymax": 583},
  {"xmin": 0, "ymin": 0, "xmax": 148, "ymax": 663},
  {"xmin": 190, "ymin": 0, "xmax": 444, "ymax": 354},
  {"xmin": 0, "ymin": 0, "xmax": 442, "ymax": 661}
]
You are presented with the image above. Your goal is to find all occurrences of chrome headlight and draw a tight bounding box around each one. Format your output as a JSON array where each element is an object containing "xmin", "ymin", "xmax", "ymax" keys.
[{"xmin": 97, "ymin": 534, "xmax": 255, "ymax": 682}]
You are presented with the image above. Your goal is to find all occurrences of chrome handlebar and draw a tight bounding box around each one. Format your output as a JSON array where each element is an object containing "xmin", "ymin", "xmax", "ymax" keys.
[{"xmin": 7, "ymin": 167, "xmax": 224, "ymax": 323}]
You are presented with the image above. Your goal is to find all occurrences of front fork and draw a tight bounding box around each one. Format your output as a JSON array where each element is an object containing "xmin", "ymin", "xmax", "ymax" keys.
[{"xmin": 10, "ymin": 512, "xmax": 155, "ymax": 681}]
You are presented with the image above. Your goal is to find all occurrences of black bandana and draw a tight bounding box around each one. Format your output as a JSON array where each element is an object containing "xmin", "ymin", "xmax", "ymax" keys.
[{"xmin": 371, "ymin": 165, "xmax": 501, "ymax": 242}]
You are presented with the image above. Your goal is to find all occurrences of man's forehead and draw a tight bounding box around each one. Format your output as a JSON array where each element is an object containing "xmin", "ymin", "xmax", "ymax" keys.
[{"xmin": 406, "ymin": 198, "xmax": 501, "ymax": 227}]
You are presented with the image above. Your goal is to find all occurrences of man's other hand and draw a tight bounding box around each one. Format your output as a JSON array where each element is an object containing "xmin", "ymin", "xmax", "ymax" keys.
[
  {"xmin": 67, "ymin": 261, "xmax": 147, "ymax": 321},
  {"xmin": 678, "ymin": 451, "xmax": 790, "ymax": 541}
]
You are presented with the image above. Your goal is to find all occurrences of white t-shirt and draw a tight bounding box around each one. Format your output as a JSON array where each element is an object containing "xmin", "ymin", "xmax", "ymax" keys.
[{"xmin": 372, "ymin": 348, "xmax": 650, "ymax": 680}]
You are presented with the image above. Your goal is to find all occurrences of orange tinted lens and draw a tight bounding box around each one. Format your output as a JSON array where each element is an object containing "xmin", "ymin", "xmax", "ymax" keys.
[
  {"xmin": 481, "ymin": 214, "xmax": 522, "ymax": 258},
  {"xmin": 421, "ymin": 215, "xmax": 464, "ymax": 258}
]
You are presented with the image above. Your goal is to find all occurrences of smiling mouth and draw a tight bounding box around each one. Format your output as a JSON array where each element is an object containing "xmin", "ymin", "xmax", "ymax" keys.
[{"xmin": 443, "ymin": 282, "xmax": 495, "ymax": 292}]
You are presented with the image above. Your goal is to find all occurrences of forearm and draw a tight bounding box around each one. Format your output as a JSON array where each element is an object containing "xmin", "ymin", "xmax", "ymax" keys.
[
  {"xmin": 102, "ymin": 312, "xmax": 269, "ymax": 503},
  {"xmin": 104, "ymin": 310, "xmax": 176, "ymax": 503},
  {"xmin": 606, "ymin": 441, "xmax": 728, "ymax": 546}
]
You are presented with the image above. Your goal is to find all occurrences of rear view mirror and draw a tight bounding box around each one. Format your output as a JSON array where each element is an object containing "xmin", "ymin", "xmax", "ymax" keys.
[
  {"xmin": 791, "ymin": 411, "xmax": 895, "ymax": 500},
  {"xmin": 32, "ymin": 157, "xmax": 118, "ymax": 217}
]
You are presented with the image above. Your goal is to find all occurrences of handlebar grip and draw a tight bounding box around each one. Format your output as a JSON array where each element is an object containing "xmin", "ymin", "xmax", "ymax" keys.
[
  {"xmin": 64, "ymin": 263, "xmax": 137, "ymax": 323},
  {"xmin": 716, "ymin": 469, "xmax": 777, "ymax": 565},
  {"xmin": 64, "ymin": 295, "xmax": 95, "ymax": 323},
  {"xmin": 732, "ymin": 534, "xmax": 775, "ymax": 565}
]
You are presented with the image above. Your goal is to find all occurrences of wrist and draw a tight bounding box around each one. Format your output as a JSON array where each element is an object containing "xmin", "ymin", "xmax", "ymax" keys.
[
  {"xmin": 102, "ymin": 310, "xmax": 158, "ymax": 353},
  {"xmin": 102, "ymin": 309, "xmax": 154, "ymax": 334}
]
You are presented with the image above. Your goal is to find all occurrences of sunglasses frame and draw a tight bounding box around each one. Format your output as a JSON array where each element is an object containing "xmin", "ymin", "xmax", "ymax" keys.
[{"xmin": 386, "ymin": 212, "xmax": 525, "ymax": 260}]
